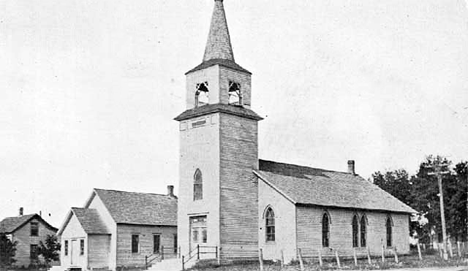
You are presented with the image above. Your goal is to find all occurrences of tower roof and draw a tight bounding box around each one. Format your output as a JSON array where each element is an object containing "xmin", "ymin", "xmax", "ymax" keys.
[{"xmin": 203, "ymin": 0, "xmax": 234, "ymax": 62}]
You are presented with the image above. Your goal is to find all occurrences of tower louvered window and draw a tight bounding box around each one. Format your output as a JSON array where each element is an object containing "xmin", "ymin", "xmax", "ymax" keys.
[{"xmin": 193, "ymin": 169, "xmax": 203, "ymax": 201}]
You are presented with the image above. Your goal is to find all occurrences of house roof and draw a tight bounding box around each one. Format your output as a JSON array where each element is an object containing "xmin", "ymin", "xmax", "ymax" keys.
[
  {"xmin": 91, "ymin": 189, "xmax": 178, "ymax": 226},
  {"xmin": 174, "ymin": 103, "xmax": 262, "ymax": 122},
  {"xmin": 255, "ymin": 159, "xmax": 416, "ymax": 214},
  {"xmin": 71, "ymin": 208, "xmax": 110, "ymax": 235},
  {"xmin": 0, "ymin": 214, "xmax": 57, "ymax": 234}
]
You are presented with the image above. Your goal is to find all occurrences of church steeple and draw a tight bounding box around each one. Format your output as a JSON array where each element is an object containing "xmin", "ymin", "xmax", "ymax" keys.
[{"xmin": 203, "ymin": 0, "xmax": 234, "ymax": 62}]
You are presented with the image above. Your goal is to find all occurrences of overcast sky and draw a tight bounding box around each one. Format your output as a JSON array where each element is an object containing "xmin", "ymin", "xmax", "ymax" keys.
[{"xmin": 1, "ymin": 0, "xmax": 467, "ymax": 227}]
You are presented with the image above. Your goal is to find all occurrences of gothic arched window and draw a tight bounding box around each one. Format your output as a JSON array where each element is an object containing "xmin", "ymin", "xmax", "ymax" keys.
[
  {"xmin": 386, "ymin": 215, "xmax": 393, "ymax": 247},
  {"xmin": 352, "ymin": 215, "xmax": 359, "ymax": 247},
  {"xmin": 265, "ymin": 207, "xmax": 275, "ymax": 242},
  {"xmin": 360, "ymin": 215, "xmax": 367, "ymax": 247},
  {"xmin": 193, "ymin": 169, "xmax": 203, "ymax": 201},
  {"xmin": 322, "ymin": 212, "xmax": 330, "ymax": 247}
]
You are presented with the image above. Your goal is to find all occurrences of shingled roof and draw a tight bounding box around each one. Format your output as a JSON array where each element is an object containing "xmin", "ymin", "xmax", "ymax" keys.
[
  {"xmin": 0, "ymin": 214, "xmax": 57, "ymax": 234},
  {"xmin": 71, "ymin": 208, "xmax": 110, "ymax": 234},
  {"xmin": 255, "ymin": 160, "xmax": 416, "ymax": 214},
  {"xmin": 174, "ymin": 103, "xmax": 262, "ymax": 122},
  {"xmin": 91, "ymin": 189, "xmax": 177, "ymax": 226}
]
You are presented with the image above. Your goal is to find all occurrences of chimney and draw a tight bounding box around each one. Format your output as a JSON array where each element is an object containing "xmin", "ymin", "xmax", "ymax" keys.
[
  {"xmin": 167, "ymin": 185, "xmax": 174, "ymax": 197},
  {"xmin": 348, "ymin": 160, "xmax": 356, "ymax": 175},
  {"xmin": 19, "ymin": 207, "xmax": 23, "ymax": 216}
]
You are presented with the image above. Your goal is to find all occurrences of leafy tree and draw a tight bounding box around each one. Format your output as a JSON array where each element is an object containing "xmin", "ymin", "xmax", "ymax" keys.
[
  {"xmin": 372, "ymin": 169, "xmax": 413, "ymax": 207},
  {"xmin": 0, "ymin": 233, "xmax": 17, "ymax": 268},
  {"xmin": 38, "ymin": 234, "xmax": 61, "ymax": 266}
]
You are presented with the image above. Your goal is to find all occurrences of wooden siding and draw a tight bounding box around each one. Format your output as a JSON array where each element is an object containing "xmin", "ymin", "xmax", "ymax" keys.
[
  {"xmin": 11, "ymin": 217, "xmax": 57, "ymax": 267},
  {"xmin": 116, "ymin": 224, "xmax": 177, "ymax": 268},
  {"xmin": 219, "ymin": 113, "xmax": 259, "ymax": 258},
  {"xmin": 258, "ymin": 179, "xmax": 296, "ymax": 262},
  {"xmin": 61, "ymin": 214, "xmax": 87, "ymax": 269},
  {"xmin": 88, "ymin": 235, "xmax": 111, "ymax": 269},
  {"xmin": 296, "ymin": 206, "xmax": 410, "ymax": 258}
]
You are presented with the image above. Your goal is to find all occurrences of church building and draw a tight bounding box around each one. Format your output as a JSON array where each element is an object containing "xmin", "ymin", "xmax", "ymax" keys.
[{"xmin": 174, "ymin": 0, "xmax": 415, "ymax": 265}]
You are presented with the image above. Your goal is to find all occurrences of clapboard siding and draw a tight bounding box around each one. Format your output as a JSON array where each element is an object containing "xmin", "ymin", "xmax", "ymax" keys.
[
  {"xmin": 219, "ymin": 113, "xmax": 259, "ymax": 258},
  {"xmin": 116, "ymin": 224, "xmax": 177, "ymax": 268},
  {"xmin": 296, "ymin": 206, "xmax": 410, "ymax": 258},
  {"xmin": 11, "ymin": 218, "xmax": 57, "ymax": 267},
  {"xmin": 89, "ymin": 235, "xmax": 111, "ymax": 269}
]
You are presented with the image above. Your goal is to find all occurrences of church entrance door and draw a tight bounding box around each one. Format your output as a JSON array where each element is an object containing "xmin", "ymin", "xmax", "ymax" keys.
[{"xmin": 189, "ymin": 216, "xmax": 207, "ymax": 254}]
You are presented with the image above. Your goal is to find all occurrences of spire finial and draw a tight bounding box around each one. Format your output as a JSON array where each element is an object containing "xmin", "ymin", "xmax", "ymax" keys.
[{"xmin": 203, "ymin": 0, "xmax": 234, "ymax": 62}]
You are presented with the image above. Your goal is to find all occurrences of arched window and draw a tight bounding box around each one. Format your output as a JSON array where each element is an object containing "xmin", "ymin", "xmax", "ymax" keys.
[
  {"xmin": 360, "ymin": 215, "xmax": 367, "ymax": 247},
  {"xmin": 265, "ymin": 207, "xmax": 275, "ymax": 242},
  {"xmin": 322, "ymin": 212, "xmax": 330, "ymax": 247},
  {"xmin": 352, "ymin": 215, "xmax": 359, "ymax": 247},
  {"xmin": 386, "ymin": 216, "xmax": 392, "ymax": 247},
  {"xmin": 193, "ymin": 169, "xmax": 203, "ymax": 201},
  {"xmin": 195, "ymin": 82, "xmax": 209, "ymax": 107},
  {"xmin": 228, "ymin": 81, "xmax": 242, "ymax": 105}
]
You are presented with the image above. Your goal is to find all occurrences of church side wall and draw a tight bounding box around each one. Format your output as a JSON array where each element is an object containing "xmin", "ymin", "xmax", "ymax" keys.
[
  {"xmin": 219, "ymin": 113, "xmax": 259, "ymax": 259},
  {"xmin": 258, "ymin": 180, "xmax": 296, "ymax": 263},
  {"xmin": 88, "ymin": 235, "xmax": 111, "ymax": 269},
  {"xmin": 296, "ymin": 207, "xmax": 410, "ymax": 258}
]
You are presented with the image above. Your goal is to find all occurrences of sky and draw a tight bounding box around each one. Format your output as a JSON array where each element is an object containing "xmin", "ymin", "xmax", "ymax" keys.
[{"xmin": 1, "ymin": 0, "xmax": 468, "ymax": 227}]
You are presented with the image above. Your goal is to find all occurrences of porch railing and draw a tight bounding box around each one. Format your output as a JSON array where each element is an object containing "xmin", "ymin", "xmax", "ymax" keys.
[{"xmin": 181, "ymin": 245, "xmax": 218, "ymax": 270}]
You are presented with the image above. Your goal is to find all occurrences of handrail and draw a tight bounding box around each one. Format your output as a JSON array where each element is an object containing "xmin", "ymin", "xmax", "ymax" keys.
[
  {"xmin": 181, "ymin": 245, "xmax": 218, "ymax": 270},
  {"xmin": 144, "ymin": 253, "xmax": 159, "ymax": 270}
]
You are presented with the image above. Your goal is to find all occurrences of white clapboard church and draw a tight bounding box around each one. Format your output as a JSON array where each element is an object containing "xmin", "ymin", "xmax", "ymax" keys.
[{"xmin": 170, "ymin": 0, "xmax": 416, "ymax": 268}]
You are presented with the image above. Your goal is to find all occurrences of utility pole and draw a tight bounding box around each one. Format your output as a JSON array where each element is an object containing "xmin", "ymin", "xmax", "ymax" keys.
[
  {"xmin": 427, "ymin": 161, "xmax": 450, "ymax": 260},
  {"xmin": 465, "ymin": 163, "xmax": 468, "ymax": 248}
]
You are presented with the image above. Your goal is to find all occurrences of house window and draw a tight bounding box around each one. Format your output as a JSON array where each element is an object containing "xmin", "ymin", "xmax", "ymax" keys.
[
  {"xmin": 386, "ymin": 216, "xmax": 392, "ymax": 247},
  {"xmin": 195, "ymin": 82, "xmax": 209, "ymax": 107},
  {"xmin": 80, "ymin": 239, "xmax": 84, "ymax": 255},
  {"xmin": 228, "ymin": 81, "xmax": 242, "ymax": 105},
  {"xmin": 322, "ymin": 213, "xmax": 330, "ymax": 247},
  {"xmin": 64, "ymin": 240, "xmax": 68, "ymax": 256},
  {"xmin": 173, "ymin": 234, "xmax": 178, "ymax": 253},
  {"xmin": 193, "ymin": 169, "xmax": 203, "ymax": 201},
  {"xmin": 30, "ymin": 222, "xmax": 39, "ymax": 236},
  {"xmin": 360, "ymin": 215, "xmax": 367, "ymax": 247},
  {"xmin": 153, "ymin": 235, "xmax": 160, "ymax": 254},
  {"xmin": 265, "ymin": 207, "xmax": 275, "ymax": 242},
  {"xmin": 132, "ymin": 235, "xmax": 139, "ymax": 253},
  {"xmin": 30, "ymin": 244, "xmax": 38, "ymax": 260},
  {"xmin": 352, "ymin": 215, "xmax": 359, "ymax": 248}
]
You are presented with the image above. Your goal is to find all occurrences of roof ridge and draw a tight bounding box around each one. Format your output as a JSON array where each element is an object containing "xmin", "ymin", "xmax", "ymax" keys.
[
  {"xmin": 93, "ymin": 188, "xmax": 174, "ymax": 197},
  {"xmin": 259, "ymin": 159, "xmax": 353, "ymax": 175}
]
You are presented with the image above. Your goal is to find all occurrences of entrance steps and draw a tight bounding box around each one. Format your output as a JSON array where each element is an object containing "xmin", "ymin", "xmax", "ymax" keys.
[{"xmin": 148, "ymin": 258, "xmax": 186, "ymax": 271}]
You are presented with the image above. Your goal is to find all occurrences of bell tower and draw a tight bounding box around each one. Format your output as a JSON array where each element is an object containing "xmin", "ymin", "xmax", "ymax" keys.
[{"xmin": 175, "ymin": 0, "xmax": 262, "ymax": 260}]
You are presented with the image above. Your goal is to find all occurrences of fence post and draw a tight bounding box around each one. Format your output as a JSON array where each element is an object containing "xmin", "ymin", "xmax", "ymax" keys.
[
  {"xmin": 393, "ymin": 248, "xmax": 398, "ymax": 263},
  {"xmin": 182, "ymin": 255, "xmax": 185, "ymax": 271},
  {"xmin": 318, "ymin": 249, "xmax": 323, "ymax": 267},
  {"xmin": 381, "ymin": 245, "xmax": 385, "ymax": 263},
  {"xmin": 417, "ymin": 242, "xmax": 422, "ymax": 260},
  {"xmin": 258, "ymin": 248, "xmax": 264, "ymax": 271},
  {"xmin": 217, "ymin": 246, "xmax": 221, "ymax": 265},
  {"xmin": 161, "ymin": 245, "xmax": 164, "ymax": 260},
  {"xmin": 367, "ymin": 246, "xmax": 372, "ymax": 265},
  {"xmin": 448, "ymin": 240, "xmax": 453, "ymax": 258},
  {"xmin": 335, "ymin": 250, "xmax": 341, "ymax": 269},
  {"xmin": 353, "ymin": 248, "xmax": 358, "ymax": 266},
  {"xmin": 145, "ymin": 255, "xmax": 148, "ymax": 270},
  {"xmin": 178, "ymin": 246, "xmax": 181, "ymax": 258},
  {"xmin": 298, "ymin": 248, "xmax": 304, "ymax": 271},
  {"xmin": 197, "ymin": 244, "xmax": 200, "ymax": 260},
  {"xmin": 457, "ymin": 241, "xmax": 462, "ymax": 258},
  {"xmin": 280, "ymin": 250, "xmax": 284, "ymax": 268}
]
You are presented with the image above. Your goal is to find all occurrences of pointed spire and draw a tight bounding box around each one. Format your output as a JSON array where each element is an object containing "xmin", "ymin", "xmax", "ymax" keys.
[{"xmin": 203, "ymin": 0, "xmax": 235, "ymax": 62}]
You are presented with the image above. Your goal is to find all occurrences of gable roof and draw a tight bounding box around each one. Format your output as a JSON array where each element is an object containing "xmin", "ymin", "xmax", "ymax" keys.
[
  {"xmin": 0, "ymin": 214, "xmax": 57, "ymax": 234},
  {"xmin": 90, "ymin": 189, "xmax": 177, "ymax": 226},
  {"xmin": 71, "ymin": 208, "xmax": 110, "ymax": 235},
  {"xmin": 255, "ymin": 160, "xmax": 416, "ymax": 214}
]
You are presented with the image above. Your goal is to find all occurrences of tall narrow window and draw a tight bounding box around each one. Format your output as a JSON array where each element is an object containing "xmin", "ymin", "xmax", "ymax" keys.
[
  {"xmin": 265, "ymin": 207, "xmax": 275, "ymax": 241},
  {"xmin": 64, "ymin": 240, "xmax": 68, "ymax": 256},
  {"xmin": 173, "ymin": 234, "xmax": 178, "ymax": 253},
  {"xmin": 352, "ymin": 215, "xmax": 359, "ymax": 247},
  {"xmin": 228, "ymin": 81, "xmax": 242, "ymax": 105},
  {"xmin": 30, "ymin": 244, "xmax": 38, "ymax": 260},
  {"xmin": 80, "ymin": 239, "xmax": 85, "ymax": 255},
  {"xmin": 322, "ymin": 213, "xmax": 330, "ymax": 247},
  {"xmin": 386, "ymin": 216, "xmax": 392, "ymax": 247},
  {"xmin": 195, "ymin": 82, "xmax": 209, "ymax": 107},
  {"xmin": 30, "ymin": 222, "xmax": 39, "ymax": 236},
  {"xmin": 360, "ymin": 215, "xmax": 367, "ymax": 247},
  {"xmin": 132, "ymin": 235, "xmax": 139, "ymax": 253},
  {"xmin": 153, "ymin": 235, "xmax": 160, "ymax": 253},
  {"xmin": 193, "ymin": 169, "xmax": 203, "ymax": 201}
]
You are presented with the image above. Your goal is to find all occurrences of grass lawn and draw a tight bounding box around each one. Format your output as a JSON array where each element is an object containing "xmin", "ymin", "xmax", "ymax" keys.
[{"xmin": 188, "ymin": 251, "xmax": 468, "ymax": 271}]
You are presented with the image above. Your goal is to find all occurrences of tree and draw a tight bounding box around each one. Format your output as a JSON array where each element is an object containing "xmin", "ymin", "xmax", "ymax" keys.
[
  {"xmin": 372, "ymin": 169, "xmax": 413, "ymax": 207},
  {"xmin": 38, "ymin": 234, "xmax": 61, "ymax": 266},
  {"xmin": 0, "ymin": 233, "xmax": 17, "ymax": 268}
]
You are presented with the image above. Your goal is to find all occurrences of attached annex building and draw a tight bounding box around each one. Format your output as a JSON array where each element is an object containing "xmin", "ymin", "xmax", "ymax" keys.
[
  {"xmin": 57, "ymin": 187, "xmax": 177, "ymax": 270},
  {"xmin": 174, "ymin": 0, "xmax": 416, "ymax": 265}
]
